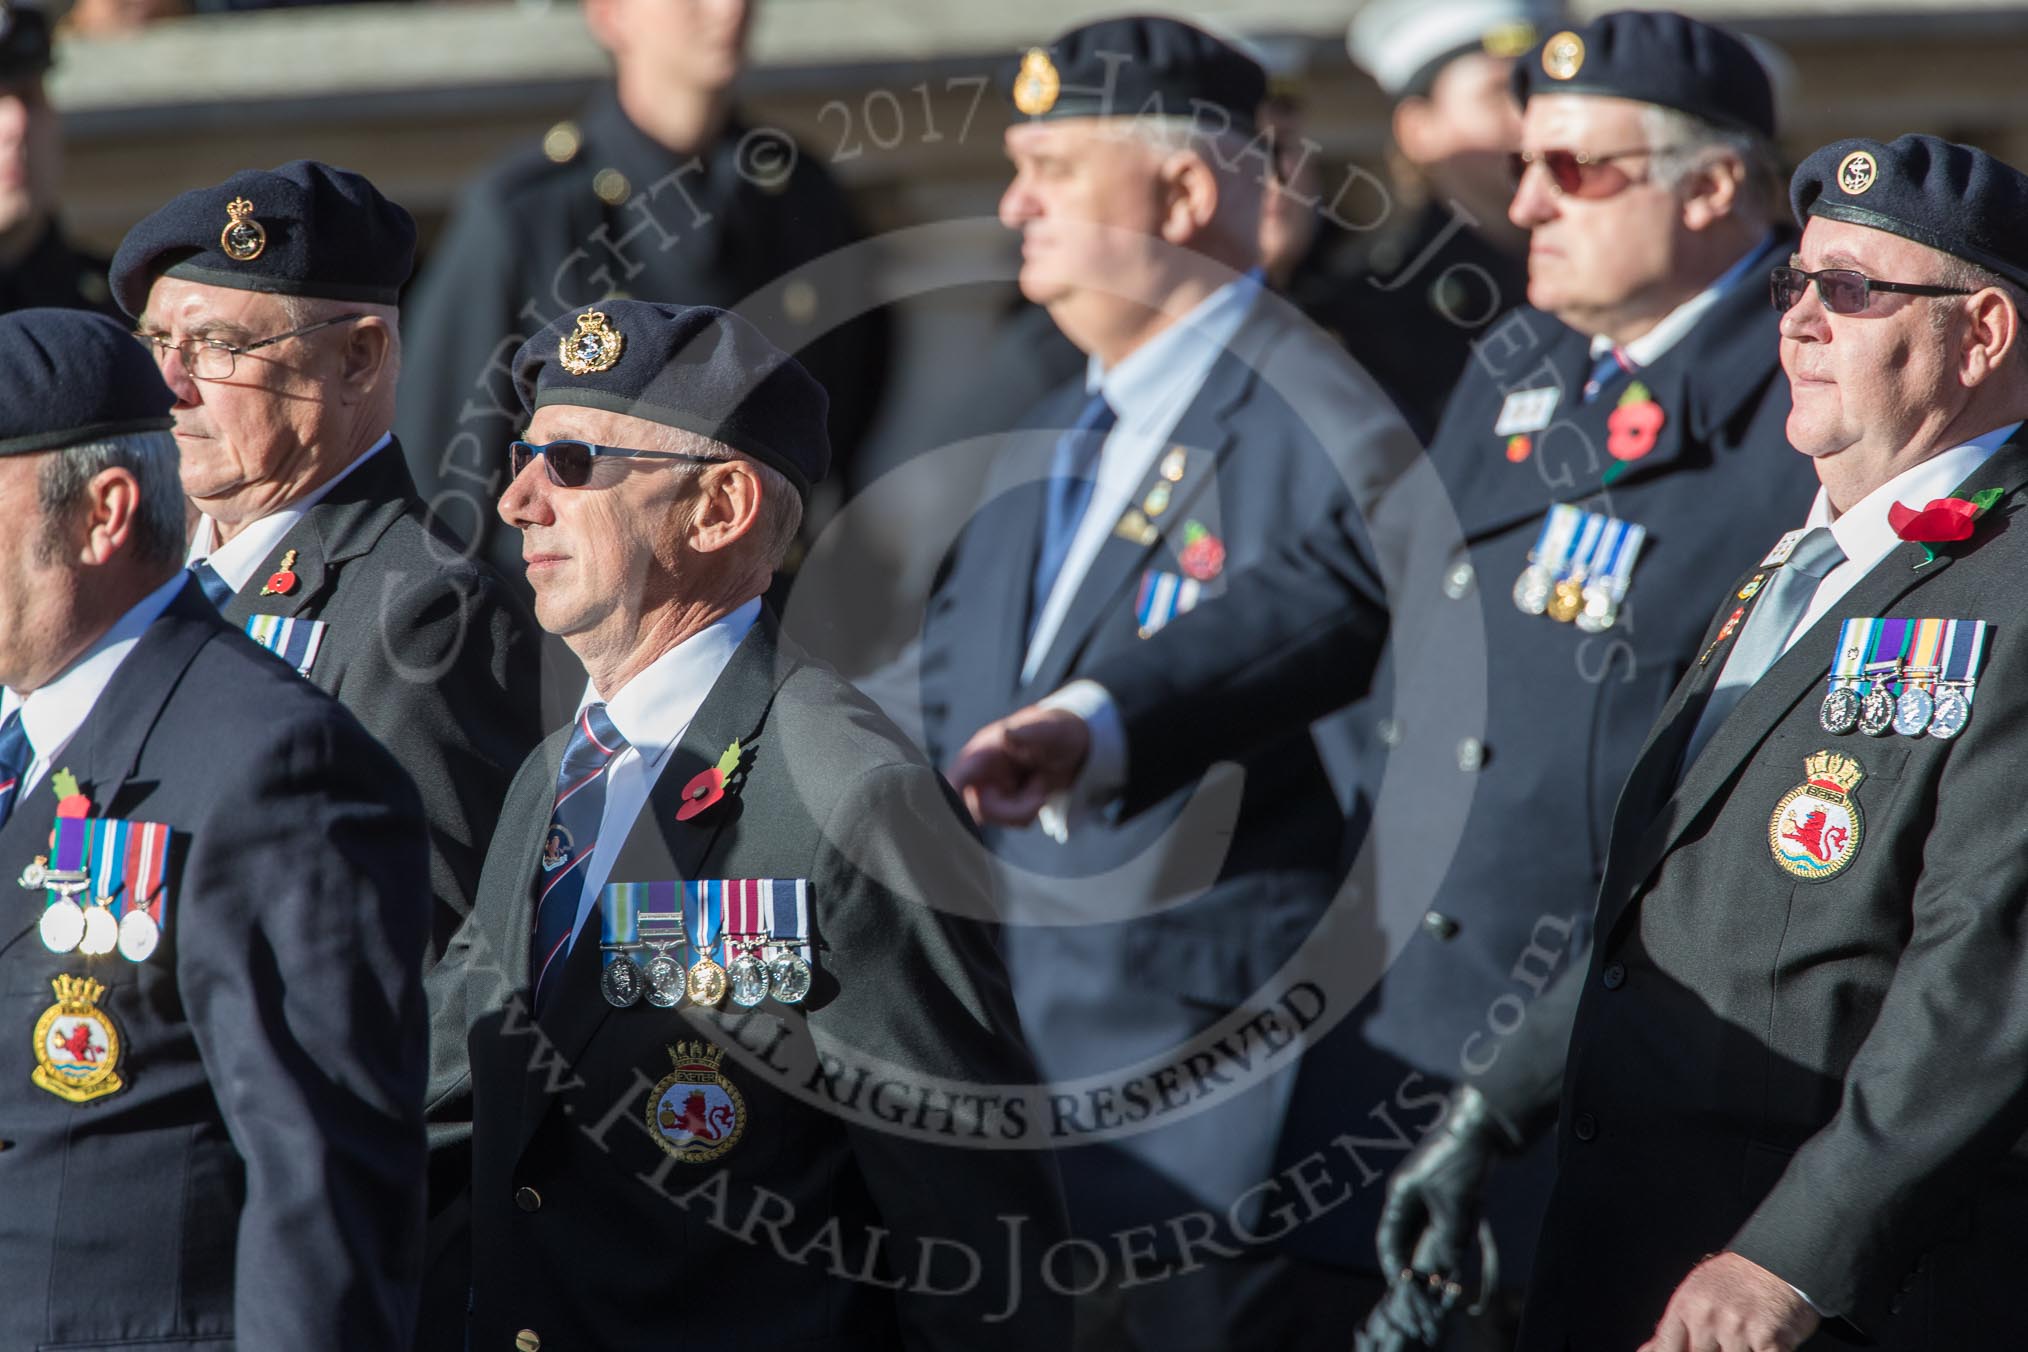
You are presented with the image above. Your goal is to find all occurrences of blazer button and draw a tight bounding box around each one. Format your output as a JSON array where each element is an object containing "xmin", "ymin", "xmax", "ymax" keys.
[
  {"xmin": 515, "ymin": 1331, "xmax": 542, "ymax": 1352},
  {"xmin": 1601, "ymin": 962, "xmax": 1627, "ymax": 990},
  {"xmin": 514, "ymin": 1186, "xmax": 542, "ymax": 1212},
  {"xmin": 1444, "ymin": 561, "xmax": 1476, "ymax": 600},
  {"xmin": 1572, "ymin": 1112, "xmax": 1598, "ymax": 1142},
  {"xmin": 1423, "ymin": 911, "xmax": 1460, "ymax": 941},
  {"xmin": 1457, "ymin": 738, "xmax": 1486, "ymax": 772}
]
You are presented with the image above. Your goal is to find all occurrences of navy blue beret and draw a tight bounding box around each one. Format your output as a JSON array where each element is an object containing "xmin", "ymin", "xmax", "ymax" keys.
[
  {"xmin": 0, "ymin": 308, "xmax": 174, "ymax": 457},
  {"xmin": 1511, "ymin": 10, "xmax": 1775, "ymax": 141},
  {"xmin": 0, "ymin": 0, "xmax": 52, "ymax": 81},
  {"xmin": 513, "ymin": 302, "xmax": 830, "ymax": 500},
  {"xmin": 1791, "ymin": 135, "xmax": 2028, "ymax": 293},
  {"xmin": 110, "ymin": 160, "xmax": 416, "ymax": 318},
  {"xmin": 1008, "ymin": 16, "xmax": 1265, "ymax": 132}
]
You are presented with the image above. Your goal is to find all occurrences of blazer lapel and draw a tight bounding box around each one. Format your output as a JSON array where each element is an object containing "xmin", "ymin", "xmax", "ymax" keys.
[
  {"xmin": 1598, "ymin": 440, "xmax": 2028, "ymax": 940},
  {"xmin": 223, "ymin": 439, "xmax": 417, "ymax": 625},
  {"xmin": 516, "ymin": 616, "xmax": 800, "ymax": 1152},
  {"xmin": 0, "ymin": 581, "xmax": 218, "ymax": 958},
  {"xmin": 1023, "ymin": 320, "xmax": 1267, "ymax": 695}
]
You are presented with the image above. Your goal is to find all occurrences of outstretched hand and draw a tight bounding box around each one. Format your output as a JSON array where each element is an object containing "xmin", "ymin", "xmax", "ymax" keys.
[{"xmin": 948, "ymin": 705, "xmax": 1092, "ymax": 827}]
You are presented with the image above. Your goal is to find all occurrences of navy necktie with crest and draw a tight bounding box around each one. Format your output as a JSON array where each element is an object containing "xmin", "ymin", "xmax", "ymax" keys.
[{"xmin": 531, "ymin": 704, "xmax": 630, "ymax": 1012}]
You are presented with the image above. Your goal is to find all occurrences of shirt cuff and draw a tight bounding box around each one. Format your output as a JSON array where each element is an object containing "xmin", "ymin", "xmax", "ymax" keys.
[
  {"xmin": 1034, "ymin": 680, "xmax": 1127, "ymax": 842},
  {"xmin": 1785, "ymin": 1280, "xmax": 1825, "ymax": 1316}
]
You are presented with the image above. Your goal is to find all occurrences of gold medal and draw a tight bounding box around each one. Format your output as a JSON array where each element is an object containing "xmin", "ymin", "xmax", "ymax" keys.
[
  {"xmin": 1546, "ymin": 578, "xmax": 1584, "ymax": 623},
  {"xmin": 33, "ymin": 974, "xmax": 124, "ymax": 1103},
  {"xmin": 686, "ymin": 955, "xmax": 726, "ymax": 1007}
]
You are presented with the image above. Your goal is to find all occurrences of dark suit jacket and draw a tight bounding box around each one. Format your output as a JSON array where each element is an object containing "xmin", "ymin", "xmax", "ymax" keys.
[
  {"xmin": 427, "ymin": 613, "xmax": 1068, "ymax": 1350},
  {"xmin": 0, "ymin": 579, "xmax": 429, "ymax": 1350},
  {"xmin": 917, "ymin": 296, "xmax": 1420, "ymax": 1242},
  {"xmin": 1489, "ymin": 440, "xmax": 2028, "ymax": 1351},
  {"xmin": 221, "ymin": 439, "xmax": 542, "ymax": 958}
]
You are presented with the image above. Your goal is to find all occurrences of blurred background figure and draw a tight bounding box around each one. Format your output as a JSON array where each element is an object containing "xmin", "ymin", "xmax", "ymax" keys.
[
  {"xmin": 394, "ymin": 0, "xmax": 889, "ymax": 582},
  {"xmin": 0, "ymin": 0, "xmax": 115, "ymax": 316},
  {"xmin": 1288, "ymin": 0, "xmax": 1554, "ymax": 440}
]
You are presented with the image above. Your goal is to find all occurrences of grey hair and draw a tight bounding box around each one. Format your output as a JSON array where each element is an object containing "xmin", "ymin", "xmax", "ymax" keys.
[
  {"xmin": 660, "ymin": 427, "xmax": 805, "ymax": 573},
  {"xmin": 1112, "ymin": 114, "xmax": 1268, "ymax": 249},
  {"xmin": 273, "ymin": 293, "xmax": 404, "ymax": 381},
  {"xmin": 36, "ymin": 428, "xmax": 185, "ymax": 567},
  {"xmin": 1926, "ymin": 253, "xmax": 2028, "ymax": 373},
  {"xmin": 1640, "ymin": 105, "xmax": 1782, "ymax": 223}
]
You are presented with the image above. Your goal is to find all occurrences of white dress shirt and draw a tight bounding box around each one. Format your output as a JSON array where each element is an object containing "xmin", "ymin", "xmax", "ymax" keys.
[
  {"xmin": 187, "ymin": 432, "xmax": 393, "ymax": 589},
  {"xmin": 562, "ymin": 598, "xmax": 760, "ymax": 954},
  {"xmin": 1021, "ymin": 271, "xmax": 1263, "ymax": 684},
  {"xmin": 0, "ymin": 571, "xmax": 188, "ymax": 799}
]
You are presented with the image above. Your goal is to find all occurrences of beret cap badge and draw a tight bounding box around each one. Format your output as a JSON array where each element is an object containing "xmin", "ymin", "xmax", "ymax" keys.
[
  {"xmin": 1542, "ymin": 31, "xmax": 1585, "ymax": 80},
  {"xmin": 1837, "ymin": 151, "xmax": 1878, "ymax": 197},
  {"xmin": 219, "ymin": 197, "xmax": 267, "ymax": 263},
  {"xmin": 559, "ymin": 308, "xmax": 625, "ymax": 376},
  {"xmin": 1013, "ymin": 48, "xmax": 1061, "ymax": 117}
]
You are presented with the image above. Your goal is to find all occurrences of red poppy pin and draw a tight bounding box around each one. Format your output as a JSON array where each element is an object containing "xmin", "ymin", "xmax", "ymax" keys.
[
  {"xmin": 1177, "ymin": 520, "xmax": 1226, "ymax": 582},
  {"xmin": 1605, "ymin": 382, "xmax": 1665, "ymax": 464},
  {"xmin": 260, "ymin": 548, "xmax": 299, "ymax": 597},
  {"xmin": 1505, "ymin": 433, "xmax": 1532, "ymax": 463},
  {"xmin": 1889, "ymin": 486, "xmax": 2005, "ymax": 566},
  {"xmin": 676, "ymin": 739, "xmax": 742, "ymax": 822},
  {"xmin": 50, "ymin": 768, "xmax": 90, "ymax": 819}
]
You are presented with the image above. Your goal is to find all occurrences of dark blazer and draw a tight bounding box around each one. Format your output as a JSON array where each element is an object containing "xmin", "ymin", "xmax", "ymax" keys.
[
  {"xmin": 221, "ymin": 439, "xmax": 542, "ymax": 959},
  {"xmin": 0, "ymin": 579, "xmax": 430, "ymax": 1350},
  {"xmin": 916, "ymin": 294, "xmax": 1421, "ymax": 1243},
  {"xmin": 427, "ymin": 613, "xmax": 1069, "ymax": 1350},
  {"xmin": 1503, "ymin": 439, "xmax": 2028, "ymax": 1351}
]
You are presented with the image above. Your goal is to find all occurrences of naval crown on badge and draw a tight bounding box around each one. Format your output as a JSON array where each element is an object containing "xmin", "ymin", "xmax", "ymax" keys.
[
  {"xmin": 220, "ymin": 196, "xmax": 267, "ymax": 263},
  {"xmin": 558, "ymin": 309, "xmax": 625, "ymax": 376}
]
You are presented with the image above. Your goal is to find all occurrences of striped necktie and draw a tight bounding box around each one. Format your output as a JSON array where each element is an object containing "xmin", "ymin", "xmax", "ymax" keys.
[
  {"xmin": 1583, "ymin": 345, "xmax": 1638, "ymax": 403},
  {"xmin": 531, "ymin": 704, "xmax": 630, "ymax": 1012},
  {"xmin": 0, "ymin": 711, "xmax": 29, "ymax": 830}
]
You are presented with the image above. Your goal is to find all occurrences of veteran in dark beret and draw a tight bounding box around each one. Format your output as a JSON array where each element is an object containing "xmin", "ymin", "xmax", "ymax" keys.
[
  {"xmin": 1384, "ymin": 133, "xmax": 2028, "ymax": 1352},
  {"xmin": 0, "ymin": 0, "xmax": 118, "ymax": 317},
  {"xmin": 422, "ymin": 299, "xmax": 1067, "ymax": 1350},
  {"xmin": 393, "ymin": 0, "xmax": 889, "ymax": 588},
  {"xmin": 0, "ymin": 307, "xmax": 430, "ymax": 1349},
  {"xmin": 115, "ymin": 159, "xmax": 542, "ymax": 961},
  {"xmin": 950, "ymin": 9, "xmax": 1817, "ymax": 1336}
]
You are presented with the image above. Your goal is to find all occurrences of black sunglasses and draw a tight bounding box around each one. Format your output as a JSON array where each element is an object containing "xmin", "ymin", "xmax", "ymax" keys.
[
  {"xmin": 508, "ymin": 439, "xmax": 724, "ymax": 488},
  {"xmin": 1770, "ymin": 265, "xmax": 1974, "ymax": 316}
]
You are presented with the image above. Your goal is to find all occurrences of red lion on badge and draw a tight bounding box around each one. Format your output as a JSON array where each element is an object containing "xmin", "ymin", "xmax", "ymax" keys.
[
  {"xmin": 54, "ymin": 1022, "xmax": 102, "ymax": 1064},
  {"xmin": 1782, "ymin": 807, "xmax": 1847, "ymax": 864},
  {"xmin": 659, "ymin": 1089, "xmax": 734, "ymax": 1142}
]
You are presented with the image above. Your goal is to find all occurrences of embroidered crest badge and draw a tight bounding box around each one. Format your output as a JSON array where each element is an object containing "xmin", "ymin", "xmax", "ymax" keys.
[
  {"xmin": 1769, "ymin": 751, "xmax": 1866, "ymax": 881},
  {"xmin": 646, "ymin": 1041, "xmax": 746, "ymax": 1163},
  {"xmin": 33, "ymin": 974, "xmax": 124, "ymax": 1103}
]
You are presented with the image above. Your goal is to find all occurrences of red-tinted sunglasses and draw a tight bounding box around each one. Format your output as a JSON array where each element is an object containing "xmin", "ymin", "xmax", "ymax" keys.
[
  {"xmin": 1770, "ymin": 265, "xmax": 1974, "ymax": 317},
  {"xmin": 508, "ymin": 439, "xmax": 722, "ymax": 489},
  {"xmin": 1508, "ymin": 144, "xmax": 1681, "ymax": 199}
]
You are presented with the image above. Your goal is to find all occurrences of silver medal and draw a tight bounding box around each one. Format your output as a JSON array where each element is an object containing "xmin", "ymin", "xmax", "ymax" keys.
[
  {"xmin": 39, "ymin": 898, "xmax": 85, "ymax": 953},
  {"xmin": 600, "ymin": 955, "xmax": 645, "ymax": 1007},
  {"xmin": 1857, "ymin": 687, "xmax": 1897, "ymax": 737},
  {"xmin": 1575, "ymin": 587, "xmax": 1618, "ymax": 633},
  {"xmin": 1892, "ymin": 686, "xmax": 1934, "ymax": 737},
  {"xmin": 79, "ymin": 903, "xmax": 119, "ymax": 956},
  {"xmin": 1929, "ymin": 686, "xmax": 1972, "ymax": 740},
  {"xmin": 729, "ymin": 952, "xmax": 770, "ymax": 1007},
  {"xmin": 767, "ymin": 950, "xmax": 813, "ymax": 1004},
  {"xmin": 644, "ymin": 953, "xmax": 686, "ymax": 1008},
  {"xmin": 1512, "ymin": 564, "xmax": 1553, "ymax": 616},
  {"xmin": 117, "ymin": 908, "xmax": 160, "ymax": 963},
  {"xmin": 17, "ymin": 855, "xmax": 47, "ymax": 889},
  {"xmin": 1819, "ymin": 687, "xmax": 1860, "ymax": 735}
]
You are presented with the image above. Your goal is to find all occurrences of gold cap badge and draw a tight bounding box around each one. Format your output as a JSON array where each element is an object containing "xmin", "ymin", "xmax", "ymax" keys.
[
  {"xmin": 558, "ymin": 309, "xmax": 624, "ymax": 376},
  {"xmin": 220, "ymin": 196, "xmax": 267, "ymax": 263},
  {"xmin": 1014, "ymin": 48, "xmax": 1061, "ymax": 117},
  {"xmin": 1483, "ymin": 20, "xmax": 1538, "ymax": 60},
  {"xmin": 1542, "ymin": 31, "xmax": 1585, "ymax": 81},
  {"xmin": 1837, "ymin": 151, "xmax": 1878, "ymax": 197}
]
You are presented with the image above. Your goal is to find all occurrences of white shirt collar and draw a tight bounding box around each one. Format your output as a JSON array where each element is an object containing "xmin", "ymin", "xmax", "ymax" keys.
[
  {"xmin": 1592, "ymin": 233, "xmax": 1776, "ymax": 368},
  {"xmin": 576, "ymin": 598, "xmax": 761, "ymax": 773},
  {"xmin": 187, "ymin": 432, "xmax": 393, "ymax": 590},
  {"xmin": 1, "ymin": 570, "xmax": 189, "ymax": 792},
  {"xmin": 1803, "ymin": 422, "xmax": 2023, "ymax": 559},
  {"xmin": 1086, "ymin": 269, "xmax": 1263, "ymax": 429}
]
